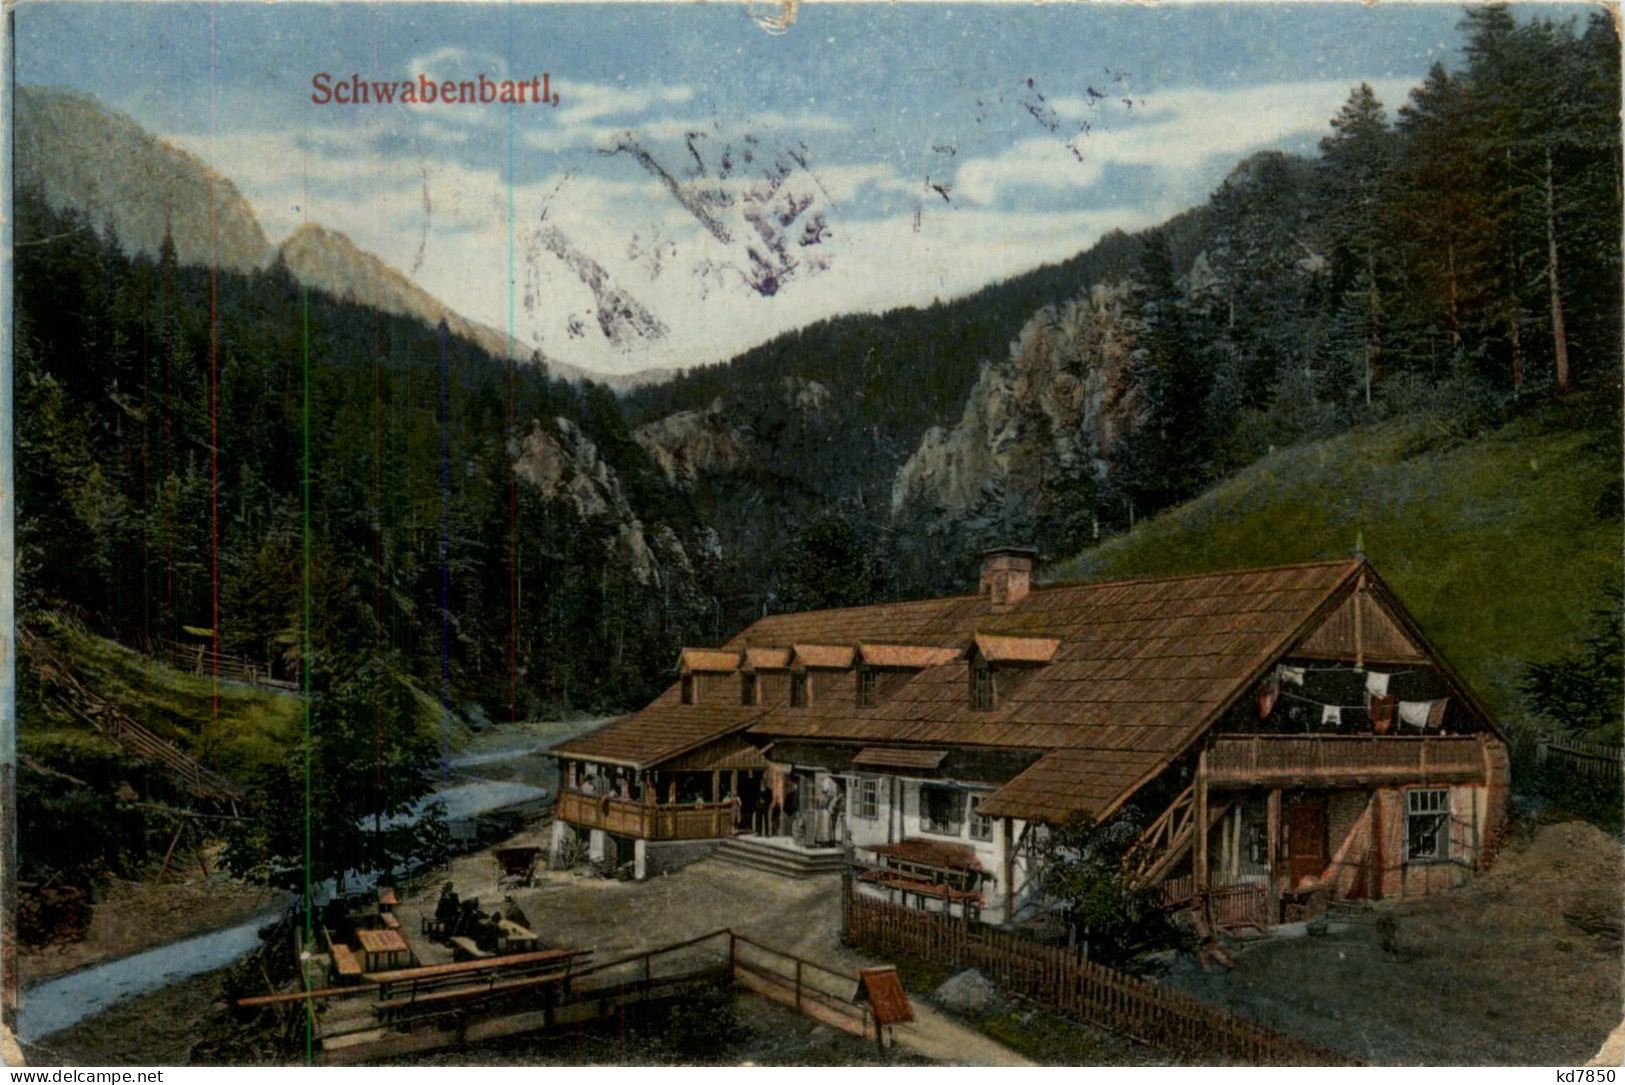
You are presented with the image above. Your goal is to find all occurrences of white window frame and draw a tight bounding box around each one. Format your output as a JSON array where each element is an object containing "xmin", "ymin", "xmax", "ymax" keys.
[
  {"xmin": 968, "ymin": 794, "xmax": 993, "ymax": 841},
  {"xmin": 851, "ymin": 776, "xmax": 880, "ymax": 820},
  {"xmin": 1406, "ymin": 788, "xmax": 1451, "ymax": 863}
]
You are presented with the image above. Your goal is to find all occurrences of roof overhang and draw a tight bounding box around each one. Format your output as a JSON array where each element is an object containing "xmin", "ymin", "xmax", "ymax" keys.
[{"xmin": 851, "ymin": 746, "xmax": 950, "ymax": 772}]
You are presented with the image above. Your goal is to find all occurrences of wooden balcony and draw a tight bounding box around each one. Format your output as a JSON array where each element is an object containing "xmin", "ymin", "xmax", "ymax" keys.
[
  {"xmin": 556, "ymin": 790, "xmax": 736, "ymax": 841},
  {"xmin": 1205, "ymin": 733, "xmax": 1492, "ymax": 788}
]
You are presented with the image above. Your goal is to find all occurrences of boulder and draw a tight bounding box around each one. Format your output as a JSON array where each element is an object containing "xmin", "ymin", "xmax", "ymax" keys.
[{"xmin": 933, "ymin": 968, "xmax": 1003, "ymax": 1015}]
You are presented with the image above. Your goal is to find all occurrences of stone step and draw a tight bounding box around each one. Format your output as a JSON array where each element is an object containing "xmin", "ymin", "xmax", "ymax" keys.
[{"xmin": 709, "ymin": 837, "xmax": 845, "ymax": 879}]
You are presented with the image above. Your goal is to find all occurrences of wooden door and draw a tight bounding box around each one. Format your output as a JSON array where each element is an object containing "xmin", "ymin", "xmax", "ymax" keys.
[{"xmin": 1286, "ymin": 798, "xmax": 1328, "ymax": 889}]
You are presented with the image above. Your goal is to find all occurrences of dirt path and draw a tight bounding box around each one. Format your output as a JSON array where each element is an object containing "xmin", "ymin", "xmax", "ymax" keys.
[{"xmin": 401, "ymin": 839, "xmax": 1028, "ymax": 1066}]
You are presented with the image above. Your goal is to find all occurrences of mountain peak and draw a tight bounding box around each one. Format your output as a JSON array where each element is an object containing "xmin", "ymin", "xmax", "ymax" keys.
[{"xmin": 16, "ymin": 85, "xmax": 272, "ymax": 273}]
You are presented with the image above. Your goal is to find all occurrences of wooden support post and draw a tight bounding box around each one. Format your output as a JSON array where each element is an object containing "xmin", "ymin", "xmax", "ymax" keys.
[
  {"xmin": 1002, "ymin": 817, "xmax": 1015, "ymax": 921},
  {"xmin": 1371, "ymin": 789, "xmax": 1384, "ymax": 902},
  {"xmin": 1266, "ymin": 788, "xmax": 1281, "ymax": 922},
  {"xmin": 711, "ymin": 770, "xmax": 720, "ymax": 804},
  {"xmin": 1194, "ymin": 751, "xmax": 1209, "ymax": 892},
  {"xmin": 155, "ymin": 821, "xmax": 185, "ymax": 884},
  {"xmin": 1355, "ymin": 571, "xmax": 1366, "ymax": 670}
]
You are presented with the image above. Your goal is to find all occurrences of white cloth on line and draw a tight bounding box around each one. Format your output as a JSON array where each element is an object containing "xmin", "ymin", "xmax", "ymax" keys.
[
  {"xmin": 1398, "ymin": 699, "xmax": 1442, "ymax": 730},
  {"xmin": 1279, "ymin": 665, "xmax": 1306, "ymax": 687},
  {"xmin": 1321, "ymin": 704, "xmax": 1342, "ymax": 727},
  {"xmin": 1365, "ymin": 671, "xmax": 1391, "ymax": 697}
]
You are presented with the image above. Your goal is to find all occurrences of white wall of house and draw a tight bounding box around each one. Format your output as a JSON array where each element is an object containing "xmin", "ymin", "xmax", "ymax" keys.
[{"xmin": 841, "ymin": 772, "xmax": 1039, "ymax": 926}]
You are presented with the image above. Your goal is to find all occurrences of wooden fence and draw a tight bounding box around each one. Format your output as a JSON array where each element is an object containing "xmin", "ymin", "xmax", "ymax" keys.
[
  {"xmin": 154, "ymin": 638, "xmax": 299, "ymax": 692},
  {"xmin": 1533, "ymin": 735, "xmax": 1624, "ymax": 784},
  {"xmin": 843, "ymin": 887, "xmax": 1350, "ymax": 1065}
]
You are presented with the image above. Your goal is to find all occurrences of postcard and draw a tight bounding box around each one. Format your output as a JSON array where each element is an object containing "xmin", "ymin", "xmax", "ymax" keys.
[{"xmin": 3, "ymin": 0, "xmax": 1621, "ymax": 1069}]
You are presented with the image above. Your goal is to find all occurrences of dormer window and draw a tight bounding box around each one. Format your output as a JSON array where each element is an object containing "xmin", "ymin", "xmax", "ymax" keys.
[
  {"xmin": 741, "ymin": 672, "xmax": 758, "ymax": 706},
  {"xmin": 680, "ymin": 675, "xmax": 695, "ymax": 705},
  {"xmin": 971, "ymin": 663, "xmax": 994, "ymax": 711},
  {"xmin": 791, "ymin": 673, "xmax": 810, "ymax": 707},
  {"xmin": 858, "ymin": 668, "xmax": 876, "ymax": 708}
]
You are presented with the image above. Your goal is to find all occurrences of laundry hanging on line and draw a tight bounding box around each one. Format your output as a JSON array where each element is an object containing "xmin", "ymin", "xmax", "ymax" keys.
[{"xmin": 1398, "ymin": 698, "xmax": 1449, "ymax": 730}]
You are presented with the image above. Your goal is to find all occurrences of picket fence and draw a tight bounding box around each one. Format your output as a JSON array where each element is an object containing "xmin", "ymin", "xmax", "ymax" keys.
[{"xmin": 843, "ymin": 887, "xmax": 1352, "ymax": 1065}]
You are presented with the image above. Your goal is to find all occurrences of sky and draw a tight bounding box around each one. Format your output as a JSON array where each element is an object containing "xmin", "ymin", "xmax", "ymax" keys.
[{"xmin": 14, "ymin": 1, "xmax": 1583, "ymax": 377}]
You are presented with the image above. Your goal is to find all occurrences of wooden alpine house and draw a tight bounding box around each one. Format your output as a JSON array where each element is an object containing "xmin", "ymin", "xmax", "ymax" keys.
[{"xmin": 552, "ymin": 550, "xmax": 1509, "ymax": 932}]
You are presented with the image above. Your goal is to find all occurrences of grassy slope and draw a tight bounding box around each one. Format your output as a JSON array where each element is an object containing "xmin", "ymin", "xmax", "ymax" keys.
[
  {"xmin": 22, "ymin": 617, "xmax": 304, "ymax": 780},
  {"xmin": 23, "ymin": 617, "xmax": 473, "ymax": 783},
  {"xmin": 1050, "ymin": 402, "xmax": 1622, "ymax": 720}
]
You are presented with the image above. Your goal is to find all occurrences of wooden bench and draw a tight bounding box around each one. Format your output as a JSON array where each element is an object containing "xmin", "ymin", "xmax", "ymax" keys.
[
  {"xmin": 380, "ymin": 912, "xmax": 401, "ymax": 931},
  {"xmin": 449, "ymin": 936, "xmax": 494, "ymax": 962},
  {"xmin": 330, "ymin": 944, "xmax": 364, "ymax": 983}
]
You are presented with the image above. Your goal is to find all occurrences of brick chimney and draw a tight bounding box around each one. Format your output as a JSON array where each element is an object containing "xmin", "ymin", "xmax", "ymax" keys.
[{"xmin": 979, "ymin": 547, "xmax": 1039, "ymax": 611}]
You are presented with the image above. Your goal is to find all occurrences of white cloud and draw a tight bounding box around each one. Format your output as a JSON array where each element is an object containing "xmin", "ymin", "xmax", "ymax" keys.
[
  {"xmin": 555, "ymin": 80, "xmax": 694, "ymax": 125},
  {"xmin": 952, "ymin": 78, "xmax": 1418, "ymax": 208},
  {"xmin": 164, "ymin": 75, "xmax": 1416, "ymax": 381}
]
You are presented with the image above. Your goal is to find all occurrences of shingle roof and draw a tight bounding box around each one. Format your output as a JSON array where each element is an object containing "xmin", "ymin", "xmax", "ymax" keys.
[
  {"xmin": 743, "ymin": 647, "xmax": 793, "ymax": 670},
  {"xmin": 550, "ymin": 683, "xmax": 767, "ymax": 768},
  {"xmin": 553, "ymin": 560, "xmax": 1493, "ymax": 819},
  {"xmin": 792, "ymin": 643, "xmax": 857, "ymax": 669},
  {"xmin": 679, "ymin": 648, "xmax": 741, "ymax": 673},
  {"xmin": 975, "ymin": 632, "xmax": 1060, "ymax": 664},
  {"xmin": 749, "ymin": 560, "xmax": 1364, "ymax": 820},
  {"xmin": 859, "ymin": 643, "xmax": 963, "ymax": 669},
  {"xmin": 851, "ymin": 746, "xmax": 949, "ymax": 771}
]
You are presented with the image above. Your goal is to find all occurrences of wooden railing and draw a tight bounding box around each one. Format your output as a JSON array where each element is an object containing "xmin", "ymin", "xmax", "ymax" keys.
[
  {"xmin": 843, "ymin": 888, "xmax": 1350, "ymax": 1065},
  {"xmin": 154, "ymin": 639, "xmax": 299, "ymax": 691},
  {"xmin": 1205, "ymin": 734, "xmax": 1489, "ymax": 787},
  {"xmin": 555, "ymin": 790, "xmax": 736, "ymax": 841},
  {"xmin": 1154, "ymin": 878, "xmax": 1270, "ymax": 929},
  {"xmin": 1124, "ymin": 786, "xmax": 1231, "ymax": 890}
]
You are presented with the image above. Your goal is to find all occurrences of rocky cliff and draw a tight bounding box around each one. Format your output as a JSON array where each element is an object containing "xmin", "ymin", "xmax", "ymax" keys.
[
  {"xmin": 511, "ymin": 416, "xmax": 716, "ymax": 585},
  {"xmin": 891, "ymin": 283, "xmax": 1141, "ymax": 519}
]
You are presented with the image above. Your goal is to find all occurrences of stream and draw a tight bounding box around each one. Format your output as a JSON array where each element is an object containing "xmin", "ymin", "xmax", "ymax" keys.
[{"xmin": 17, "ymin": 718, "xmax": 604, "ymax": 1045}]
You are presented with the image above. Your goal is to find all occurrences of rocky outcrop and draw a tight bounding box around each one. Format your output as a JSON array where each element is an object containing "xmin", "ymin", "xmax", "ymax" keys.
[
  {"xmin": 16, "ymin": 86, "xmax": 272, "ymax": 273},
  {"xmin": 633, "ymin": 377, "xmax": 829, "ymax": 485},
  {"xmin": 633, "ymin": 399, "xmax": 755, "ymax": 485},
  {"xmin": 511, "ymin": 417, "xmax": 706, "ymax": 585},
  {"xmin": 891, "ymin": 283, "xmax": 1140, "ymax": 518}
]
